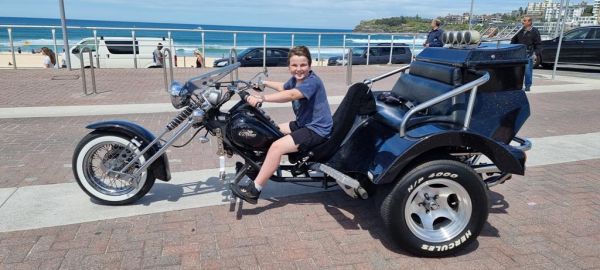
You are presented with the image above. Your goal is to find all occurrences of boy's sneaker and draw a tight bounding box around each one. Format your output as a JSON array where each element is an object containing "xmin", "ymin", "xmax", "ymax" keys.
[
  {"xmin": 524, "ymin": 86, "xmax": 531, "ymax": 92},
  {"xmin": 230, "ymin": 182, "xmax": 260, "ymax": 204}
]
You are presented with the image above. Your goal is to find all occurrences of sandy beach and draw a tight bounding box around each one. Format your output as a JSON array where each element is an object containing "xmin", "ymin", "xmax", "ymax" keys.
[
  {"xmin": 0, "ymin": 52, "xmax": 221, "ymax": 69},
  {"xmin": 0, "ymin": 52, "xmax": 330, "ymax": 69}
]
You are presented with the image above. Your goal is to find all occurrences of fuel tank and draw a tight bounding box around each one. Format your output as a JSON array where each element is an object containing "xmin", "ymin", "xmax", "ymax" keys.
[{"xmin": 226, "ymin": 108, "xmax": 282, "ymax": 151}]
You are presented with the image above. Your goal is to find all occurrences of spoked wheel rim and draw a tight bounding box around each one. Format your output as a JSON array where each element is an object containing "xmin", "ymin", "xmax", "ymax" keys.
[
  {"xmin": 82, "ymin": 141, "xmax": 144, "ymax": 196},
  {"xmin": 404, "ymin": 179, "xmax": 472, "ymax": 243}
]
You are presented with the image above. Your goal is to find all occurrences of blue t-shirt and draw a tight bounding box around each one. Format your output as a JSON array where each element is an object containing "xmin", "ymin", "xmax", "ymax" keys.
[{"xmin": 283, "ymin": 71, "xmax": 333, "ymax": 138}]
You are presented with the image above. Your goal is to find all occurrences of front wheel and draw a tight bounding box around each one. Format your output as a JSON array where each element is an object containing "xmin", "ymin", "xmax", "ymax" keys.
[
  {"xmin": 380, "ymin": 160, "xmax": 488, "ymax": 257},
  {"xmin": 73, "ymin": 132, "xmax": 155, "ymax": 205}
]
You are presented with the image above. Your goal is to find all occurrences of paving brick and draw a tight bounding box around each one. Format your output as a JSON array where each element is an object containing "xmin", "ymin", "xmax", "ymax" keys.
[{"xmin": 1, "ymin": 159, "xmax": 600, "ymax": 269}]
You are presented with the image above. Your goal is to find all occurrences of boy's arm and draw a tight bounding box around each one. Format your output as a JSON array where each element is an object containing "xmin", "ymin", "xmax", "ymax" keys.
[
  {"xmin": 246, "ymin": 88, "xmax": 304, "ymax": 107},
  {"xmin": 263, "ymin": 89, "xmax": 303, "ymax": 102},
  {"xmin": 262, "ymin": 80, "xmax": 285, "ymax": 92}
]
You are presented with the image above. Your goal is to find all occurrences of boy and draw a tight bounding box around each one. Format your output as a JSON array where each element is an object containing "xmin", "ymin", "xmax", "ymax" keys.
[{"xmin": 230, "ymin": 46, "xmax": 333, "ymax": 204}]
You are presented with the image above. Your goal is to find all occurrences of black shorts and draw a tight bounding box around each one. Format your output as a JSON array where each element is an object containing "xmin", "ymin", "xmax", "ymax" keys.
[{"xmin": 289, "ymin": 121, "xmax": 327, "ymax": 152}]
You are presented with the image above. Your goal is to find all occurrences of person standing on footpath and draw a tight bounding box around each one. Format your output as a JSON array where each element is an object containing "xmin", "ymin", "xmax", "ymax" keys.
[
  {"xmin": 424, "ymin": 19, "xmax": 444, "ymax": 48},
  {"xmin": 511, "ymin": 16, "xmax": 541, "ymax": 92}
]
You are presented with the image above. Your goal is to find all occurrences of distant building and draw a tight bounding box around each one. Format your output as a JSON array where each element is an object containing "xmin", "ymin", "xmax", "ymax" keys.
[
  {"xmin": 527, "ymin": 0, "xmax": 560, "ymax": 19},
  {"xmin": 594, "ymin": 0, "xmax": 600, "ymax": 22}
]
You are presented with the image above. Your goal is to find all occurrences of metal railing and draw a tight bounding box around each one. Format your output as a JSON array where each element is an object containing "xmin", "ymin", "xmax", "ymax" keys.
[
  {"xmin": 1, "ymin": 24, "xmax": 423, "ymax": 70},
  {"xmin": 79, "ymin": 47, "xmax": 97, "ymax": 95}
]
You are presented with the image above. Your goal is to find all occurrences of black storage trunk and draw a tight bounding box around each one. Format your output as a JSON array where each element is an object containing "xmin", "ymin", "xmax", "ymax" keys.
[{"xmin": 415, "ymin": 43, "xmax": 528, "ymax": 92}]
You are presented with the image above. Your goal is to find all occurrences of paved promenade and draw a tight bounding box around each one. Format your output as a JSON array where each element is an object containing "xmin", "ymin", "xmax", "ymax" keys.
[{"xmin": 0, "ymin": 66, "xmax": 599, "ymax": 269}]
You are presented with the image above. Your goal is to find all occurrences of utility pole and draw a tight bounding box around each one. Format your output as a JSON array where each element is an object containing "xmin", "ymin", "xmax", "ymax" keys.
[
  {"xmin": 469, "ymin": 0, "xmax": 475, "ymax": 30},
  {"xmin": 59, "ymin": 0, "xmax": 71, "ymax": 70}
]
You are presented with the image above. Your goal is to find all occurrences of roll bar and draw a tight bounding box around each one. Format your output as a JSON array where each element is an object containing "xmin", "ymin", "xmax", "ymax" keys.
[{"xmin": 399, "ymin": 71, "xmax": 490, "ymax": 137}]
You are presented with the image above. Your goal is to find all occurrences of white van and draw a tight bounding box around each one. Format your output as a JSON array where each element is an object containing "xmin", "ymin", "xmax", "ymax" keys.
[{"xmin": 69, "ymin": 37, "xmax": 174, "ymax": 69}]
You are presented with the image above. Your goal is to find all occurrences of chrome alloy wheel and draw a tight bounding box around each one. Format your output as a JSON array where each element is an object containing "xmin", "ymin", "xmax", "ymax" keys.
[{"xmin": 404, "ymin": 179, "xmax": 472, "ymax": 243}]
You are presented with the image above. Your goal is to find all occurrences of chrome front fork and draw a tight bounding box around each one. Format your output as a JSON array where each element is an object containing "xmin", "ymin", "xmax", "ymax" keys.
[{"xmin": 115, "ymin": 109, "xmax": 205, "ymax": 181}]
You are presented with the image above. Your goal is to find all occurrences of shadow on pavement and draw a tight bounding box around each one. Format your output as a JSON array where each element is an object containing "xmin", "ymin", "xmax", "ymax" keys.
[
  {"xmin": 230, "ymin": 189, "xmax": 492, "ymax": 257},
  {"xmin": 133, "ymin": 176, "xmax": 228, "ymax": 206}
]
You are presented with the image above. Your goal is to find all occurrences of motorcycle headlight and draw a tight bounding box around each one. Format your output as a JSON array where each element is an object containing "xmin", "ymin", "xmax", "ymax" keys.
[
  {"xmin": 169, "ymin": 81, "xmax": 190, "ymax": 109},
  {"xmin": 203, "ymin": 87, "xmax": 222, "ymax": 106}
]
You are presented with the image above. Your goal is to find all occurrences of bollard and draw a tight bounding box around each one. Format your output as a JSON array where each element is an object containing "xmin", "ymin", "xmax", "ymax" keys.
[
  {"xmin": 346, "ymin": 48, "xmax": 353, "ymax": 86},
  {"xmin": 80, "ymin": 47, "xmax": 97, "ymax": 95}
]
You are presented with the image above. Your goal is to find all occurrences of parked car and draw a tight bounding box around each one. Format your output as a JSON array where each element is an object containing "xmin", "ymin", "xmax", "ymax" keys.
[
  {"xmin": 328, "ymin": 43, "xmax": 412, "ymax": 66},
  {"xmin": 70, "ymin": 37, "xmax": 173, "ymax": 69},
  {"xmin": 537, "ymin": 26, "xmax": 600, "ymax": 68},
  {"xmin": 213, "ymin": 47, "xmax": 290, "ymax": 67}
]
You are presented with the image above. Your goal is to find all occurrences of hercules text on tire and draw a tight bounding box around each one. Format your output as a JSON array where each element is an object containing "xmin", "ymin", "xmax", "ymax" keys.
[
  {"xmin": 380, "ymin": 160, "xmax": 489, "ymax": 257},
  {"xmin": 72, "ymin": 132, "xmax": 156, "ymax": 205}
]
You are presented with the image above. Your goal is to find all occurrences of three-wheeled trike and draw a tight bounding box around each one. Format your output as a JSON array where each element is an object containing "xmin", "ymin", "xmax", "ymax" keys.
[{"xmin": 73, "ymin": 35, "xmax": 531, "ymax": 257}]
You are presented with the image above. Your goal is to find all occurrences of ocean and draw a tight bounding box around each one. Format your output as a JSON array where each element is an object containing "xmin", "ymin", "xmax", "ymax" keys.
[{"xmin": 0, "ymin": 17, "xmax": 427, "ymax": 58}]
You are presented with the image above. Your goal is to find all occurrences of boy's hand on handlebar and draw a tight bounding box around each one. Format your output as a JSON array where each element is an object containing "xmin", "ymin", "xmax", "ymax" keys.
[{"xmin": 245, "ymin": 95, "xmax": 264, "ymax": 107}]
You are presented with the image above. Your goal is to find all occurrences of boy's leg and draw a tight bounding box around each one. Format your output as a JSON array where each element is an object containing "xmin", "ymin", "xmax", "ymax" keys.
[
  {"xmin": 278, "ymin": 122, "xmax": 292, "ymax": 135},
  {"xmin": 254, "ymin": 135, "xmax": 298, "ymax": 187},
  {"xmin": 230, "ymin": 135, "xmax": 298, "ymax": 204}
]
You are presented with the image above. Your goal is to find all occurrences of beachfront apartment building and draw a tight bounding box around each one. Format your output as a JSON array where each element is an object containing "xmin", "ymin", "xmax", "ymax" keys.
[
  {"xmin": 594, "ymin": 0, "xmax": 600, "ymax": 21},
  {"xmin": 527, "ymin": 0, "xmax": 560, "ymax": 18}
]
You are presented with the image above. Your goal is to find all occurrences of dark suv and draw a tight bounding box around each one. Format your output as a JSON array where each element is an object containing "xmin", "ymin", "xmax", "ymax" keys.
[
  {"xmin": 213, "ymin": 47, "xmax": 290, "ymax": 67},
  {"xmin": 328, "ymin": 43, "xmax": 412, "ymax": 66},
  {"xmin": 538, "ymin": 26, "xmax": 600, "ymax": 68}
]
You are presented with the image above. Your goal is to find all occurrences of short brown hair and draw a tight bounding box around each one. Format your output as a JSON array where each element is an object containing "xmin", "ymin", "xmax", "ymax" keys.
[
  {"xmin": 288, "ymin": 46, "xmax": 312, "ymax": 66},
  {"xmin": 432, "ymin": 19, "xmax": 441, "ymax": 27}
]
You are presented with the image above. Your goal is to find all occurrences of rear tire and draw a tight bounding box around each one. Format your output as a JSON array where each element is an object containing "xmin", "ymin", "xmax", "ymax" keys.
[
  {"xmin": 380, "ymin": 160, "xmax": 488, "ymax": 257},
  {"xmin": 73, "ymin": 132, "xmax": 155, "ymax": 205}
]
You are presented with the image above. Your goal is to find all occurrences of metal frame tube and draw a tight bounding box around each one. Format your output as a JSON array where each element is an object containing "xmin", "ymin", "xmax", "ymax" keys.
[
  {"xmin": 366, "ymin": 34, "xmax": 371, "ymax": 65},
  {"xmin": 463, "ymin": 85, "xmax": 479, "ymax": 128},
  {"xmin": 388, "ymin": 35, "xmax": 394, "ymax": 64},
  {"xmin": 168, "ymin": 31, "xmax": 173, "ymax": 67},
  {"xmin": 120, "ymin": 128, "xmax": 169, "ymax": 173},
  {"xmin": 8, "ymin": 28, "xmax": 16, "ymax": 69},
  {"xmin": 262, "ymin": 33, "xmax": 267, "ymax": 69},
  {"xmin": 131, "ymin": 30, "xmax": 137, "ymax": 69},
  {"xmin": 88, "ymin": 50, "xmax": 97, "ymax": 94},
  {"xmin": 201, "ymin": 32, "xmax": 205, "ymax": 67},
  {"xmin": 162, "ymin": 48, "xmax": 174, "ymax": 92},
  {"xmin": 399, "ymin": 72, "xmax": 490, "ymax": 137},
  {"xmin": 229, "ymin": 48, "xmax": 238, "ymax": 81},
  {"xmin": 52, "ymin": 29, "xmax": 59, "ymax": 68},
  {"xmin": 80, "ymin": 54, "xmax": 87, "ymax": 95},
  {"xmin": 317, "ymin": 34, "xmax": 322, "ymax": 66},
  {"xmin": 363, "ymin": 65, "xmax": 410, "ymax": 85},
  {"xmin": 553, "ymin": 0, "xmax": 569, "ymax": 79},
  {"xmin": 131, "ymin": 121, "xmax": 193, "ymax": 176},
  {"xmin": 233, "ymin": 32, "xmax": 237, "ymax": 49},
  {"xmin": 412, "ymin": 34, "xmax": 417, "ymax": 62},
  {"xmin": 59, "ymin": 0, "xmax": 72, "ymax": 70},
  {"xmin": 346, "ymin": 48, "xmax": 353, "ymax": 85},
  {"xmin": 291, "ymin": 33, "xmax": 295, "ymax": 48},
  {"xmin": 79, "ymin": 48, "xmax": 96, "ymax": 95},
  {"xmin": 342, "ymin": 34, "xmax": 346, "ymax": 64},
  {"xmin": 93, "ymin": 29, "xmax": 99, "ymax": 68}
]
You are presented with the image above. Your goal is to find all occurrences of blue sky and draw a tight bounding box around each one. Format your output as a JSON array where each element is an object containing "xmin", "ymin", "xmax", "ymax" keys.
[{"xmin": 0, "ymin": 0, "xmax": 542, "ymax": 29}]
